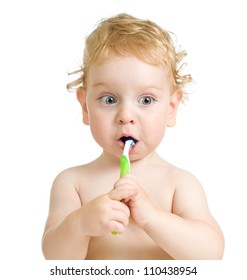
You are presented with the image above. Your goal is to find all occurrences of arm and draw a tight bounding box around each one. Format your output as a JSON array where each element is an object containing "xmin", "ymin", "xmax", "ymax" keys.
[
  {"xmin": 147, "ymin": 173, "xmax": 224, "ymax": 259},
  {"xmin": 115, "ymin": 173, "xmax": 224, "ymax": 259},
  {"xmin": 42, "ymin": 170, "xmax": 90, "ymax": 259},
  {"xmin": 42, "ymin": 169, "xmax": 134, "ymax": 259},
  {"xmin": 144, "ymin": 210, "xmax": 224, "ymax": 260}
]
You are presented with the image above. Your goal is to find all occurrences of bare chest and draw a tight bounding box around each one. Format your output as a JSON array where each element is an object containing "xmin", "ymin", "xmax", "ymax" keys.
[
  {"xmin": 80, "ymin": 172, "xmax": 174, "ymax": 212},
  {"xmin": 79, "ymin": 167, "xmax": 175, "ymax": 259},
  {"xmin": 85, "ymin": 222, "xmax": 173, "ymax": 260}
]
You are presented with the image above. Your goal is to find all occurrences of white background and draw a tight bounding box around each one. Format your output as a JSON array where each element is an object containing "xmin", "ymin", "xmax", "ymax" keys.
[{"xmin": 0, "ymin": 0, "xmax": 246, "ymax": 278}]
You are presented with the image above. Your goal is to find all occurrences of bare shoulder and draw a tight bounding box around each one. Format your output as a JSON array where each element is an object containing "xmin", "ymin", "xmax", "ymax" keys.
[
  {"xmin": 169, "ymin": 164, "xmax": 203, "ymax": 192},
  {"xmin": 52, "ymin": 165, "xmax": 86, "ymax": 188},
  {"xmin": 167, "ymin": 162, "xmax": 224, "ymax": 241},
  {"xmin": 158, "ymin": 159, "xmax": 203, "ymax": 190},
  {"xmin": 164, "ymin": 163, "xmax": 210, "ymax": 215},
  {"xmin": 167, "ymin": 164, "xmax": 219, "ymax": 225},
  {"xmin": 44, "ymin": 164, "xmax": 90, "ymax": 232},
  {"xmin": 51, "ymin": 162, "xmax": 96, "ymax": 192}
]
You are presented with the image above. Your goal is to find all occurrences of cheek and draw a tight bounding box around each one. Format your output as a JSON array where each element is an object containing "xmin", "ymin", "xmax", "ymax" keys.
[
  {"xmin": 143, "ymin": 109, "xmax": 168, "ymax": 143},
  {"xmin": 87, "ymin": 111, "xmax": 114, "ymax": 147},
  {"xmin": 150, "ymin": 123, "xmax": 166, "ymax": 144},
  {"xmin": 89, "ymin": 115, "xmax": 105, "ymax": 137}
]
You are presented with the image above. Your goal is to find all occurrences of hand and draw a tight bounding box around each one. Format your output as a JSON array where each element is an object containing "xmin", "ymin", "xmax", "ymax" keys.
[
  {"xmin": 113, "ymin": 174, "xmax": 157, "ymax": 229},
  {"xmin": 79, "ymin": 187, "xmax": 137, "ymax": 236}
]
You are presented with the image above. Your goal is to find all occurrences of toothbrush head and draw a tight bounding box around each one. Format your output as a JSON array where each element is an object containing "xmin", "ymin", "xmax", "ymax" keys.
[
  {"xmin": 130, "ymin": 141, "xmax": 136, "ymax": 148},
  {"xmin": 120, "ymin": 136, "xmax": 137, "ymax": 147}
]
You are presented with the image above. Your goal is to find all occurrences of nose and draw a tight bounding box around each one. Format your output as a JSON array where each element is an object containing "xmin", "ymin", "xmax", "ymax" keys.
[{"xmin": 117, "ymin": 103, "xmax": 136, "ymax": 125}]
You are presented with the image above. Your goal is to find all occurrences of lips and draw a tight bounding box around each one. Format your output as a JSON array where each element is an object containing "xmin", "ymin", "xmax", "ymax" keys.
[
  {"xmin": 117, "ymin": 135, "xmax": 139, "ymax": 152},
  {"xmin": 120, "ymin": 136, "xmax": 138, "ymax": 145}
]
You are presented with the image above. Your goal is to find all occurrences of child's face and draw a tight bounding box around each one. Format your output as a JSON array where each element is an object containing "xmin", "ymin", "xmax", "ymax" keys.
[{"xmin": 77, "ymin": 56, "xmax": 181, "ymax": 161}]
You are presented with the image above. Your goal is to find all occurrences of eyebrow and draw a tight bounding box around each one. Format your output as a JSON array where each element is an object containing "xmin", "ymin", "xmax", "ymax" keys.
[
  {"xmin": 91, "ymin": 82, "xmax": 110, "ymax": 88},
  {"xmin": 91, "ymin": 82, "xmax": 164, "ymax": 92}
]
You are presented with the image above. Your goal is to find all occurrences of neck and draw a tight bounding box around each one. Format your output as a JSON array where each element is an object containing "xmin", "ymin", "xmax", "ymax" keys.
[{"xmin": 98, "ymin": 150, "xmax": 162, "ymax": 173}]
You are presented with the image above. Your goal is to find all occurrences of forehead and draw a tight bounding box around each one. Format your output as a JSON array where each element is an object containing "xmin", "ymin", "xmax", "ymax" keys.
[{"xmin": 86, "ymin": 56, "xmax": 171, "ymax": 90}]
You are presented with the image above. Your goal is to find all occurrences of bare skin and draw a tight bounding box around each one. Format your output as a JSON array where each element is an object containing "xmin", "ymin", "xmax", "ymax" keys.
[
  {"xmin": 42, "ymin": 151, "xmax": 224, "ymax": 260},
  {"xmin": 42, "ymin": 56, "xmax": 224, "ymax": 259}
]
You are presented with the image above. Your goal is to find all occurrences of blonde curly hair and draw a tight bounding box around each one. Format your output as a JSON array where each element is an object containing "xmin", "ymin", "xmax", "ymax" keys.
[{"xmin": 67, "ymin": 13, "xmax": 192, "ymax": 98}]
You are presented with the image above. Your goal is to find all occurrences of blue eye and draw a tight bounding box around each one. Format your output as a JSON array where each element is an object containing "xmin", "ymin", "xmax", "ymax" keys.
[
  {"xmin": 139, "ymin": 96, "xmax": 154, "ymax": 105},
  {"xmin": 101, "ymin": 95, "xmax": 117, "ymax": 105}
]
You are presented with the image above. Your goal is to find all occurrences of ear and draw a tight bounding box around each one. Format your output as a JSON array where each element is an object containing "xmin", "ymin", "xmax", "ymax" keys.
[
  {"xmin": 76, "ymin": 87, "xmax": 89, "ymax": 125},
  {"xmin": 167, "ymin": 89, "xmax": 183, "ymax": 127}
]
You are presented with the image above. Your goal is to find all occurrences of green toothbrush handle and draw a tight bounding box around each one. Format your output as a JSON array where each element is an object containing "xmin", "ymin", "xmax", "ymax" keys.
[
  {"xmin": 112, "ymin": 155, "xmax": 130, "ymax": 236},
  {"xmin": 120, "ymin": 155, "xmax": 130, "ymax": 178}
]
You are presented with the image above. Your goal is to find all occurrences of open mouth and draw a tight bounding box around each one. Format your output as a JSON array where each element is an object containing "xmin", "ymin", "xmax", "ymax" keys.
[{"xmin": 120, "ymin": 136, "xmax": 138, "ymax": 145}]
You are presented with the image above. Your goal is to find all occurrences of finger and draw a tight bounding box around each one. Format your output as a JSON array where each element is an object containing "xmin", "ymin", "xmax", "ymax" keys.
[
  {"xmin": 121, "ymin": 174, "xmax": 137, "ymax": 180},
  {"xmin": 118, "ymin": 204, "xmax": 130, "ymax": 217},
  {"xmin": 108, "ymin": 220, "xmax": 126, "ymax": 234},
  {"xmin": 114, "ymin": 174, "xmax": 138, "ymax": 189},
  {"xmin": 110, "ymin": 210, "xmax": 130, "ymax": 227},
  {"xmin": 110, "ymin": 200, "xmax": 130, "ymax": 216},
  {"xmin": 109, "ymin": 188, "xmax": 138, "ymax": 202}
]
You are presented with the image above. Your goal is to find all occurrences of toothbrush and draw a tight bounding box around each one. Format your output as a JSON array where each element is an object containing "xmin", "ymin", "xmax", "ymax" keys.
[
  {"xmin": 120, "ymin": 139, "xmax": 135, "ymax": 178},
  {"xmin": 112, "ymin": 138, "xmax": 135, "ymax": 235}
]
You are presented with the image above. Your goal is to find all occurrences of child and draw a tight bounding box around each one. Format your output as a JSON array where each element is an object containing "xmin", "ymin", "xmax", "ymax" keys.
[{"xmin": 42, "ymin": 13, "xmax": 224, "ymax": 260}]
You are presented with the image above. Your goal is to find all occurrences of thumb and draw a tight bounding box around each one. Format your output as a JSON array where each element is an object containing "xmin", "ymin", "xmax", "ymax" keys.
[{"xmin": 108, "ymin": 188, "xmax": 138, "ymax": 201}]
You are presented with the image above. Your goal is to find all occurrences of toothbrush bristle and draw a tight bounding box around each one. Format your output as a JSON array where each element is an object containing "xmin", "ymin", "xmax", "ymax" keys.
[
  {"xmin": 121, "ymin": 136, "xmax": 137, "ymax": 146},
  {"xmin": 130, "ymin": 141, "xmax": 136, "ymax": 147}
]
